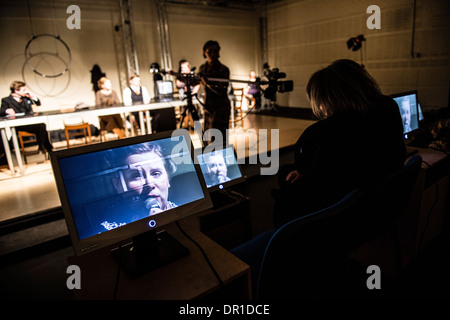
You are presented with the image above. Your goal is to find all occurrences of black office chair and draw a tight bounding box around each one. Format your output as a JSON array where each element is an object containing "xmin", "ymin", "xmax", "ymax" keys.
[
  {"xmin": 231, "ymin": 155, "xmax": 423, "ymax": 300},
  {"xmin": 347, "ymin": 154, "xmax": 423, "ymax": 276},
  {"xmin": 352, "ymin": 154, "xmax": 422, "ymax": 244}
]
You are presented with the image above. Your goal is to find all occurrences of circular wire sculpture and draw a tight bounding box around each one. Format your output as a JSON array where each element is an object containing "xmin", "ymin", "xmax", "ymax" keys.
[
  {"xmin": 21, "ymin": 57, "xmax": 71, "ymax": 97},
  {"xmin": 24, "ymin": 34, "xmax": 72, "ymax": 78}
]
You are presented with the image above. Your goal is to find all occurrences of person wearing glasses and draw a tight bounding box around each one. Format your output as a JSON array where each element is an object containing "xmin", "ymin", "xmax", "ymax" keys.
[{"xmin": 204, "ymin": 150, "xmax": 230, "ymax": 187}]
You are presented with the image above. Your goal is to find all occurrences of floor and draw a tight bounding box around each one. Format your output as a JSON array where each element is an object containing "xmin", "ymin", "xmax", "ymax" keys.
[{"xmin": 0, "ymin": 113, "xmax": 314, "ymax": 223}]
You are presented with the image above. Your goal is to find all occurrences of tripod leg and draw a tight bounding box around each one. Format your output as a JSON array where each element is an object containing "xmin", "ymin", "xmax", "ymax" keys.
[
  {"xmin": 179, "ymin": 105, "xmax": 188, "ymax": 129},
  {"xmin": 189, "ymin": 103, "xmax": 200, "ymax": 121},
  {"xmin": 193, "ymin": 120, "xmax": 204, "ymax": 148}
]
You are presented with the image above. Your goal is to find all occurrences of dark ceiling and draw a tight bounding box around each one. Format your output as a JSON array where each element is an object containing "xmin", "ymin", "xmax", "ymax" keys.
[{"xmin": 165, "ymin": 0, "xmax": 283, "ymax": 10}]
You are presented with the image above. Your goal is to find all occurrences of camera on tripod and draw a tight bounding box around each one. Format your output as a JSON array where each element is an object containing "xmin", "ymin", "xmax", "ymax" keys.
[{"xmin": 260, "ymin": 67, "xmax": 293, "ymax": 101}]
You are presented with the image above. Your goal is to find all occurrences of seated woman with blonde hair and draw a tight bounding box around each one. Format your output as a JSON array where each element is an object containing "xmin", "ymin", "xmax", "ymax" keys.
[{"xmin": 95, "ymin": 77, "xmax": 126, "ymax": 139}]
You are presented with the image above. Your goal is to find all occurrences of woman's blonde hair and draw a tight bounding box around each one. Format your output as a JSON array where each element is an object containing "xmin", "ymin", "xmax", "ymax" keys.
[
  {"xmin": 97, "ymin": 77, "xmax": 109, "ymax": 88},
  {"xmin": 306, "ymin": 59, "xmax": 381, "ymax": 119}
]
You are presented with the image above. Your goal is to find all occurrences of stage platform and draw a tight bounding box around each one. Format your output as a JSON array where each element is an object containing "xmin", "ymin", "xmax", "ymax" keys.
[{"xmin": 0, "ymin": 113, "xmax": 315, "ymax": 223}]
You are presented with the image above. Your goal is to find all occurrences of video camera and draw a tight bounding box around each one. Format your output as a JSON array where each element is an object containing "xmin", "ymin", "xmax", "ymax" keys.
[
  {"xmin": 149, "ymin": 62, "xmax": 293, "ymax": 103},
  {"xmin": 260, "ymin": 67, "xmax": 294, "ymax": 101}
]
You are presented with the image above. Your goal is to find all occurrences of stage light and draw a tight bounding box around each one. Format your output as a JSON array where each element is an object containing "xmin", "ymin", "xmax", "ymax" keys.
[
  {"xmin": 346, "ymin": 35, "xmax": 366, "ymax": 51},
  {"xmin": 149, "ymin": 62, "xmax": 161, "ymax": 73}
]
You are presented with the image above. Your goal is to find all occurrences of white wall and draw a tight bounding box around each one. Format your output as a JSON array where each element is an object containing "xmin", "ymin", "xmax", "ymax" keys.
[
  {"xmin": 166, "ymin": 3, "xmax": 259, "ymax": 85},
  {"xmin": 0, "ymin": 0, "xmax": 125, "ymax": 110},
  {"xmin": 267, "ymin": 0, "xmax": 450, "ymax": 109},
  {"xmin": 1, "ymin": 0, "xmax": 447, "ymax": 112},
  {"xmin": 0, "ymin": 0, "xmax": 260, "ymax": 111}
]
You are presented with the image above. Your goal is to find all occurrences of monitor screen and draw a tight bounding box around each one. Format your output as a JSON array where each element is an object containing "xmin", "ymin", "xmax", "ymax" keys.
[
  {"xmin": 418, "ymin": 103, "xmax": 424, "ymax": 122},
  {"xmin": 196, "ymin": 145, "xmax": 245, "ymax": 192},
  {"xmin": 390, "ymin": 91, "xmax": 419, "ymax": 135},
  {"xmin": 157, "ymin": 80, "xmax": 174, "ymax": 95},
  {"xmin": 51, "ymin": 130, "xmax": 212, "ymax": 256}
]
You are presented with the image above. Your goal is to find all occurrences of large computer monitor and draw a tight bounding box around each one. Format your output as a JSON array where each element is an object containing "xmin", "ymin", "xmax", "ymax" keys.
[
  {"xmin": 196, "ymin": 145, "xmax": 246, "ymax": 193},
  {"xmin": 51, "ymin": 130, "xmax": 212, "ymax": 277},
  {"xmin": 390, "ymin": 90, "xmax": 420, "ymax": 137}
]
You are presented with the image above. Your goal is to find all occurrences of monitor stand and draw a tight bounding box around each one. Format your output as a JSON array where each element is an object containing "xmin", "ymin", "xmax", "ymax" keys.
[{"xmin": 111, "ymin": 229, "xmax": 189, "ymax": 279}]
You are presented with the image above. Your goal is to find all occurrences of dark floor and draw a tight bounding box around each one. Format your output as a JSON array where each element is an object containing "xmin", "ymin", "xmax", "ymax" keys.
[
  {"xmin": 397, "ymin": 232, "xmax": 450, "ymax": 299},
  {"xmin": 1, "ymin": 188, "xmax": 449, "ymax": 300},
  {"xmin": 252, "ymin": 105, "xmax": 315, "ymax": 120}
]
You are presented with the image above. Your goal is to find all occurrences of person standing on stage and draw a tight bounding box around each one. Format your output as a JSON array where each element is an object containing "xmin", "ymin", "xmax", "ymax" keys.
[{"xmin": 198, "ymin": 40, "xmax": 231, "ymax": 145}]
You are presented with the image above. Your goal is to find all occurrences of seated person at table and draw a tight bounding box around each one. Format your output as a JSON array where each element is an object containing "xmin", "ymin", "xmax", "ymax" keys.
[
  {"xmin": 122, "ymin": 74, "xmax": 150, "ymax": 133},
  {"xmin": 0, "ymin": 80, "xmax": 53, "ymax": 153},
  {"xmin": 273, "ymin": 59, "xmax": 406, "ymax": 227},
  {"xmin": 95, "ymin": 77, "xmax": 126, "ymax": 139}
]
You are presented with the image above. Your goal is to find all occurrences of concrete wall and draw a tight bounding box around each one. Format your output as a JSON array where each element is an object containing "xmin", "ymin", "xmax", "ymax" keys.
[{"xmin": 267, "ymin": 0, "xmax": 450, "ymax": 110}]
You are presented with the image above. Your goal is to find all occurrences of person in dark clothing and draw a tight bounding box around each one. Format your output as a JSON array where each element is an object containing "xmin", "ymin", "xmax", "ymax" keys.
[
  {"xmin": 198, "ymin": 40, "xmax": 231, "ymax": 145},
  {"xmin": 0, "ymin": 80, "xmax": 53, "ymax": 153},
  {"xmin": 90, "ymin": 64, "xmax": 106, "ymax": 93},
  {"xmin": 273, "ymin": 59, "xmax": 406, "ymax": 227}
]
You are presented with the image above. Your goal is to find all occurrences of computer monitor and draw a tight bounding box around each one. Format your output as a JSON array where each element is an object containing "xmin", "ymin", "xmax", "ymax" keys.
[
  {"xmin": 156, "ymin": 80, "xmax": 174, "ymax": 101},
  {"xmin": 418, "ymin": 103, "xmax": 424, "ymax": 122},
  {"xmin": 390, "ymin": 90, "xmax": 420, "ymax": 137},
  {"xmin": 51, "ymin": 130, "xmax": 212, "ymax": 277},
  {"xmin": 196, "ymin": 145, "xmax": 246, "ymax": 193}
]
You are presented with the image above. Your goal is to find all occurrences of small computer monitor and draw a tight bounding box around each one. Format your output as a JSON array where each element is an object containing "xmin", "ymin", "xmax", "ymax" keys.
[
  {"xmin": 418, "ymin": 103, "xmax": 424, "ymax": 122},
  {"xmin": 51, "ymin": 130, "xmax": 212, "ymax": 277},
  {"xmin": 196, "ymin": 145, "xmax": 246, "ymax": 192},
  {"xmin": 156, "ymin": 80, "xmax": 174, "ymax": 101},
  {"xmin": 390, "ymin": 90, "xmax": 420, "ymax": 137}
]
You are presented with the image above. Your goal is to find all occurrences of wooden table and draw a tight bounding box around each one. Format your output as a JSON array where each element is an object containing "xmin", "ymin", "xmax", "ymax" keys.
[
  {"xmin": 68, "ymin": 216, "xmax": 251, "ymax": 300},
  {"xmin": 0, "ymin": 100, "xmax": 184, "ymax": 176}
]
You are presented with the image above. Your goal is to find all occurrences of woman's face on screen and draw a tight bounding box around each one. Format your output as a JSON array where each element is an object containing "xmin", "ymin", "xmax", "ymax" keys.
[{"xmin": 123, "ymin": 152, "xmax": 170, "ymax": 210}]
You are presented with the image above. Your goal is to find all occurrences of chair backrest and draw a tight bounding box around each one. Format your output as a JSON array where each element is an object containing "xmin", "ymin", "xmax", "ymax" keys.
[
  {"xmin": 256, "ymin": 189, "xmax": 363, "ymax": 300},
  {"xmin": 351, "ymin": 154, "xmax": 423, "ymax": 244},
  {"xmin": 256, "ymin": 155, "xmax": 422, "ymax": 300}
]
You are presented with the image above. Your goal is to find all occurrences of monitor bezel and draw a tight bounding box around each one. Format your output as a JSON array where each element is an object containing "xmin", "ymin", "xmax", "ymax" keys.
[
  {"xmin": 51, "ymin": 130, "xmax": 212, "ymax": 256},
  {"xmin": 196, "ymin": 144, "xmax": 246, "ymax": 193},
  {"xmin": 389, "ymin": 90, "xmax": 420, "ymax": 136}
]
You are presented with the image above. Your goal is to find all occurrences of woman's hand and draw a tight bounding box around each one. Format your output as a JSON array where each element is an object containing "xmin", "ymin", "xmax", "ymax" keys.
[
  {"xmin": 285, "ymin": 170, "xmax": 302, "ymax": 184},
  {"xmin": 149, "ymin": 207, "xmax": 163, "ymax": 216}
]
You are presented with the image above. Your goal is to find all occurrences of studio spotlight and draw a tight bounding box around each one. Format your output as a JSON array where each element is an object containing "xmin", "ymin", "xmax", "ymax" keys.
[
  {"xmin": 149, "ymin": 62, "xmax": 161, "ymax": 74},
  {"xmin": 346, "ymin": 34, "xmax": 366, "ymax": 51}
]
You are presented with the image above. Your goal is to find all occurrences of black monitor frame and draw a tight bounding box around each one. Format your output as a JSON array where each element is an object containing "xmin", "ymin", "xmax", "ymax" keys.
[{"xmin": 51, "ymin": 130, "xmax": 212, "ymax": 258}]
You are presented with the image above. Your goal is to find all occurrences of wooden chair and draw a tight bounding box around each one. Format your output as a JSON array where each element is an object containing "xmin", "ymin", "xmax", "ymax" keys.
[
  {"xmin": 64, "ymin": 121, "xmax": 92, "ymax": 148},
  {"xmin": 17, "ymin": 131, "xmax": 38, "ymax": 164},
  {"xmin": 232, "ymin": 88, "xmax": 244, "ymax": 126}
]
